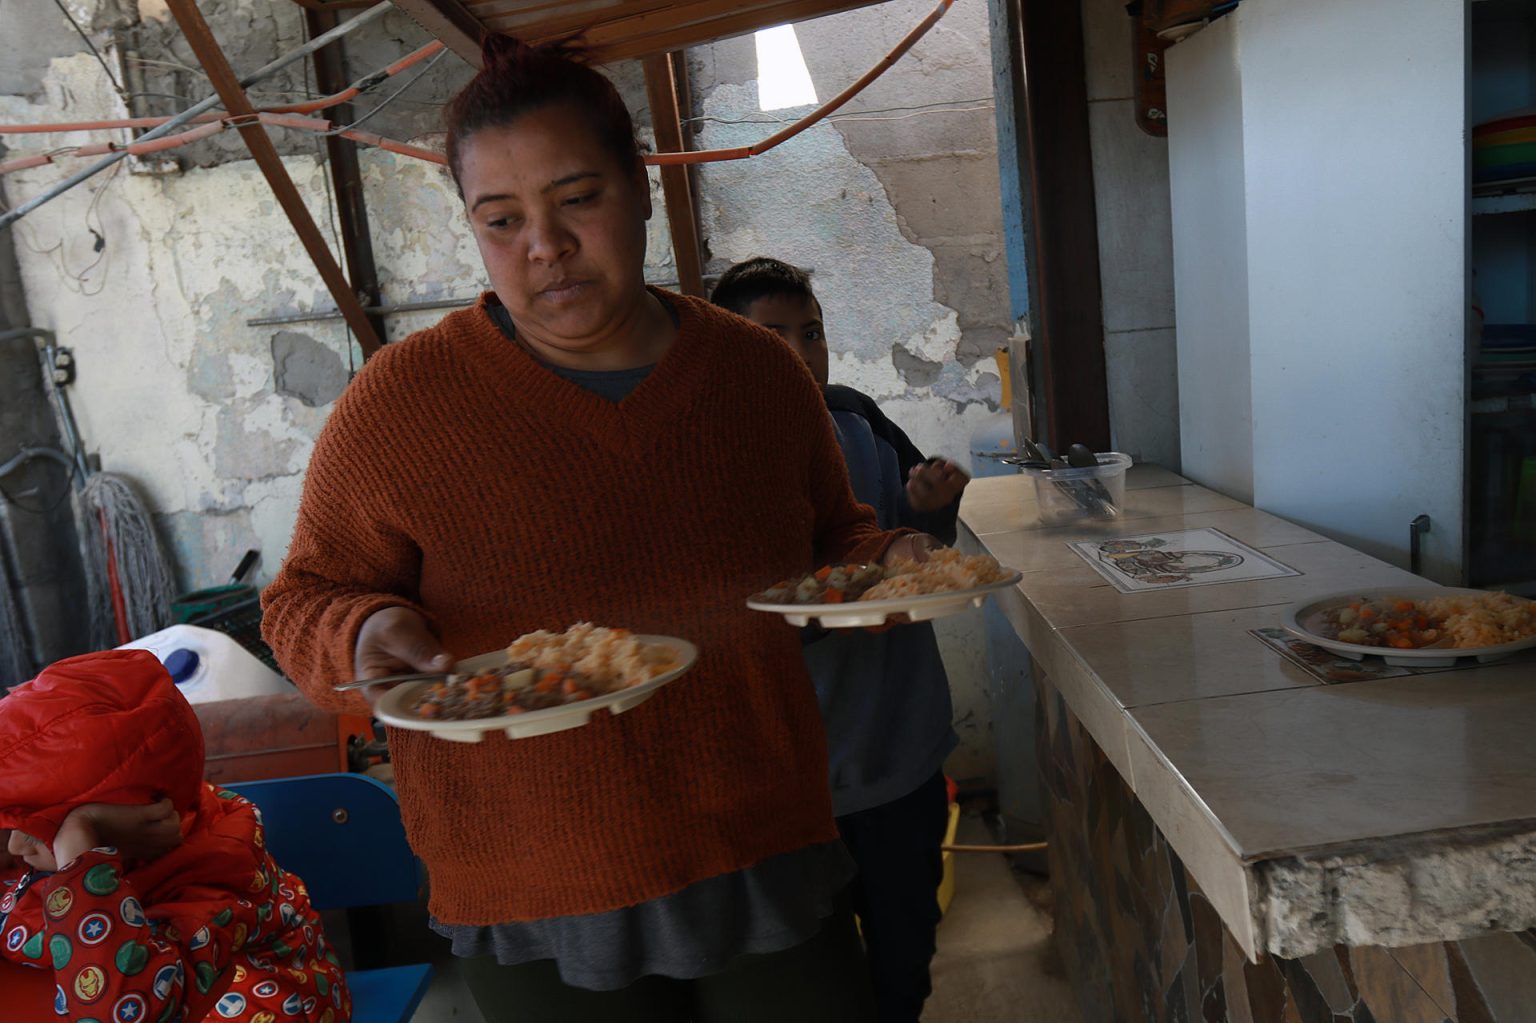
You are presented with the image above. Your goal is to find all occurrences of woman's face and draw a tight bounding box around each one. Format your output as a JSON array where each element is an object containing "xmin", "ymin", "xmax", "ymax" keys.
[{"xmin": 458, "ymin": 104, "xmax": 653, "ymax": 358}]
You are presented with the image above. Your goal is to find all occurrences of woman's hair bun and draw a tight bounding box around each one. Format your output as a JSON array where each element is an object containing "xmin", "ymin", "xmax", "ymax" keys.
[
  {"xmin": 479, "ymin": 31, "xmax": 592, "ymax": 72},
  {"xmin": 444, "ymin": 30, "xmax": 641, "ymax": 192}
]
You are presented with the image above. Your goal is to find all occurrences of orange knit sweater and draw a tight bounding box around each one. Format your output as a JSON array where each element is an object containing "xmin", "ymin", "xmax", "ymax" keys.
[{"xmin": 262, "ymin": 290, "xmax": 899, "ymax": 924}]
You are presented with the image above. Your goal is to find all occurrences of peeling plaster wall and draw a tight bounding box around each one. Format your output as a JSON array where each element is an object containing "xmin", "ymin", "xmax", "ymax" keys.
[
  {"xmin": 0, "ymin": 119, "xmax": 348, "ymax": 588},
  {"xmin": 0, "ymin": 11, "xmax": 668, "ymax": 592},
  {"xmin": 686, "ymin": 0, "xmax": 1009, "ymax": 460},
  {"xmin": 5, "ymin": 1, "xmax": 1009, "ymax": 782}
]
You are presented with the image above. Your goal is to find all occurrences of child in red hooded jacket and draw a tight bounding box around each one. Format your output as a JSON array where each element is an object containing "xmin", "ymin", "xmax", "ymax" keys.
[{"xmin": 0, "ymin": 650, "xmax": 350, "ymax": 1023}]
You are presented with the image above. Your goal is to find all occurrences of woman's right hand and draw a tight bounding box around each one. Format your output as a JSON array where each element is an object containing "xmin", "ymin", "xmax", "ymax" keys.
[{"xmin": 354, "ymin": 607, "xmax": 453, "ymax": 706}]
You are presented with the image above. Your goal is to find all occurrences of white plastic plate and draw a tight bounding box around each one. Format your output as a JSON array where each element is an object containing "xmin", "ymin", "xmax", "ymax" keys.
[
  {"xmin": 373, "ymin": 635, "xmax": 698, "ymax": 742},
  {"xmin": 747, "ymin": 572, "xmax": 1023, "ymax": 629},
  {"xmin": 1280, "ymin": 587, "xmax": 1536, "ymax": 668}
]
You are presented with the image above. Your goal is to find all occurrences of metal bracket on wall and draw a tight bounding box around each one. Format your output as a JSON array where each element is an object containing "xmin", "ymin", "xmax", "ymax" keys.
[{"xmin": 1409, "ymin": 514, "xmax": 1432, "ymax": 577}]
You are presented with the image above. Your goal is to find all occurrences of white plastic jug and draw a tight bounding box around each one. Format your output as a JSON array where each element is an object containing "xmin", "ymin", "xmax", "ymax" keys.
[{"xmin": 118, "ymin": 624, "xmax": 290, "ymax": 704}]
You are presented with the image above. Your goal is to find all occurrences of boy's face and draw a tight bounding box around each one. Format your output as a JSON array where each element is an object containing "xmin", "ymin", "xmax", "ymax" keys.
[{"xmin": 742, "ymin": 293, "xmax": 828, "ymax": 386}]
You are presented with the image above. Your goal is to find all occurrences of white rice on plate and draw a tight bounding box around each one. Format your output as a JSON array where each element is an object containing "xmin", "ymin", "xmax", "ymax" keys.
[
  {"xmin": 1417, "ymin": 593, "xmax": 1536, "ymax": 649},
  {"xmin": 506, "ymin": 623, "xmax": 679, "ymax": 690},
  {"xmin": 859, "ymin": 548, "xmax": 1010, "ymax": 601}
]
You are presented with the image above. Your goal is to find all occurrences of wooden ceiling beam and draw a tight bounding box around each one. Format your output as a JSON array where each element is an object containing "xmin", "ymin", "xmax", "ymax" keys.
[
  {"xmin": 392, "ymin": 0, "xmax": 486, "ymax": 66},
  {"xmin": 566, "ymin": 0, "xmax": 884, "ymax": 62},
  {"xmin": 482, "ymin": 0, "xmax": 774, "ymax": 34},
  {"xmin": 398, "ymin": 0, "xmax": 887, "ymax": 66},
  {"xmin": 642, "ymin": 52, "xmax": 705, "ymax": 297}
]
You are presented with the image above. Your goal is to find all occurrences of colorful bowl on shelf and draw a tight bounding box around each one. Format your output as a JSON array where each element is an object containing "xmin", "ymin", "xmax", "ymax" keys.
[{"xmin": 1473, "ymin": 108, "xmax": 1536, "ymax": 185}]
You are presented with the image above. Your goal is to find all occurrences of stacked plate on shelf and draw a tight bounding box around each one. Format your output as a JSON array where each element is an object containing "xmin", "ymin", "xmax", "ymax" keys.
[{"xmin": 1474, "ymin": 108, "xmax": 1536, "ymax": 185}]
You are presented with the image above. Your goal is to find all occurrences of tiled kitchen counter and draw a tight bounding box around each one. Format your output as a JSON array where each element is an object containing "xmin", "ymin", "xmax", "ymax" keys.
[{"xmin": 959, "ymin": 467, "xmax": 1536, "ymax": 1023}]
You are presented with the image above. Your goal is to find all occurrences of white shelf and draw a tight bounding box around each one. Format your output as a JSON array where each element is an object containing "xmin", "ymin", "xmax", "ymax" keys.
[{"xmin": 1471, "ymin": 177, "xmax": 1536, "ymax": 216}]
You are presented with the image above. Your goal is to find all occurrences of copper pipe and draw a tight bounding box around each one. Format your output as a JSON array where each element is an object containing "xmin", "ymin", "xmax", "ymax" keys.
[
  {"xmin": 647, "ymin": 0, "xmax": 955, "ymax": 166},
  {"xmin": 3, "ymin": 0, "xmax": 951, "ymax": 180}
]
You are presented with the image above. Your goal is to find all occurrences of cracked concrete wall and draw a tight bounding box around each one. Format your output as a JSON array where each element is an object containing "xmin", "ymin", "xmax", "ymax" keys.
[
  {"xmin": 685, "ymin": 0, "xmax": 1009, "ymax": 460},
  {"xmin": 3, "ymin": 0, "xmax": 1012, "ymax": 780},
  {"xmin": 0, "ymin": 3, "xmax": 673, "ymax": 593}
]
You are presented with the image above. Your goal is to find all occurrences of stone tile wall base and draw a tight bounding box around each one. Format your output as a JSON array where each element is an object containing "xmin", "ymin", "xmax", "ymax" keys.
[{"xmin": 1037, "ymin": 676, "xmax": 1534, "ymax": 1023}]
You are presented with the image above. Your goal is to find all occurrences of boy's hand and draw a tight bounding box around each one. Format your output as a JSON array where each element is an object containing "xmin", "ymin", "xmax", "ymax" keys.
[
  {"xmin": 907, "ymin": 458, "xmax": 970, "ymax": 513},
  {"xmin": 53, "ymin": 798, "xmax": 181, "ymax": 868},
  {"xmin": 355, "ymin": 606, "xmax": 453, "ymax": 707},
  {"xmin": 0, "ymin": 831, "xmax": 15, "ymax": 870}
]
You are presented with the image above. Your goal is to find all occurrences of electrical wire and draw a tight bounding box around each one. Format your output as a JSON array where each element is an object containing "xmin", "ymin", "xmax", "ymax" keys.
[
  {"xmin": 323, "ymin": 48, "xmax": 448, "ymax": 136},
  {"xmin": 682, "ymin": 97, "xmax": 995, "ymax": 128},
  {"xmin": 48, "ymin": 0, "xmax": 126, "ymax": 99},
  {"xmin": 0, "ymin": 461, "xmax": 77, "ymax": 515},
  {"xmin": 12, "ymin": 158, "xmax": 122, "ymax": 297}
]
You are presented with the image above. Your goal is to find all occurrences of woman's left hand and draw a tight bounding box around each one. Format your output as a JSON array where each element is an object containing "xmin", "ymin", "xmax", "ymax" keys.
[{"xmin": 881, "ymin": 533, "xmax": 939, "ymax": 568}]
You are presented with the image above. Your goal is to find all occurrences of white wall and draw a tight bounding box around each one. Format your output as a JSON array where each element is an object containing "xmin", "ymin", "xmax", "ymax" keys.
[
  {"xmin": 1167, "ymin": 0, "xmax": 1466, "ymax": 580},
  {"xmin": 1081, "ymin": 0, "xmax": 1181, "ymax": 471},
  {"xmin": 1167, "ymin": 16, "xmax": 1252, "ymax": 503}
]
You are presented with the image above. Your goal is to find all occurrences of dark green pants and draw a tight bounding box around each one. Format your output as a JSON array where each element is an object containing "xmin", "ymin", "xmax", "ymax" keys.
[{"xmin": 460, "ymin": 900, "xmax": 876, "ymax": 1023}]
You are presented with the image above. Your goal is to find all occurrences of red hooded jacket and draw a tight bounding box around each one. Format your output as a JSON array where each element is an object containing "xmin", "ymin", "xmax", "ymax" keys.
[{"xmin": 0, "ymin": 651, "xmax": 350, "ymax": 1023}]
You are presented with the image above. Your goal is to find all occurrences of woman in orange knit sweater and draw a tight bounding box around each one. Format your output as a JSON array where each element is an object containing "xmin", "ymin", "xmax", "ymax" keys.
[{"xmin": 261, "ymin": 34, "xmax": 931, "ymax": 1023}]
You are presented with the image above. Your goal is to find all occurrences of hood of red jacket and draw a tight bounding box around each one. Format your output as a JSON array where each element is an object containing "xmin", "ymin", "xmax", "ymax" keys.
[{"xmin": 0, "ymin": 650, "xmax": 204, "ymax": 844}]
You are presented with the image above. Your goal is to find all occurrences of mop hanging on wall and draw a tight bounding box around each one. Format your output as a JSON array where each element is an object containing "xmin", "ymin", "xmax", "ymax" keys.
[{"xmin": 76, "ymin": 473, "xmax": 176, "ymax": 648}]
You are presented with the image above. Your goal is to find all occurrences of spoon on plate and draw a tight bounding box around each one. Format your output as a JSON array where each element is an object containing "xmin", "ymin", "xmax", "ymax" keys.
[{"xmin": 332, "ymin": 670, "xmax": 450, "ymax": 693}]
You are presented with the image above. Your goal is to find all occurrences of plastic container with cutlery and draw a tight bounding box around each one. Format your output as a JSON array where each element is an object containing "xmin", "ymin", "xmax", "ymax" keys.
[{"xmin": 1021, "ymin": 451, "xmax": 1131, "ymax": 525}]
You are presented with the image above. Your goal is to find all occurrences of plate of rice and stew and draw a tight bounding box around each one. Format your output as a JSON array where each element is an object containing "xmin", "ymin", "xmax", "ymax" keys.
[
  {"xmin": 1281, "ymin": 587, "xmax": 1536, "ymax": 667},
  {"xmin": 748, "ymin": 548, "xmax": 1021, "ymax": 628},
  {"xmin": 374, "ymin": 623, "xmax": 697, "ymax": 741}
]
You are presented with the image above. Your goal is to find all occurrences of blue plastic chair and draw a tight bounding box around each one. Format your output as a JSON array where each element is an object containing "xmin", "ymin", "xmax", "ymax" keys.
[{"xmin": 227, "ymin": 773, "xmax": 434, "ymax": 1023}]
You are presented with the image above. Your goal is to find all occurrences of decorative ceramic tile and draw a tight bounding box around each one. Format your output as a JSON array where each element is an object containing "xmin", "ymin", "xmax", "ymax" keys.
[
  {"xmin": 1298, "ymin": 949, "xmax": 1354, "ymax": 1014},
  {"xmin": 1458, "ymin": 932, "xmax": 1536, "ymax": 1022},
  {"xmin": 1445, "ymin": 944, "xmax": 1497, "ymax": 1023},
  {"xmin": 1021, "ymin": 542, "xmax": 1422, "ymax": 633},
  {"xmin": 1349, "ymin": 946, "xmax": 1451, "ymax": 1023},
  {"xmin": 1249, "ymin": 626, "xmax": 1421, "ymax": 684},
  {"xmin": 1386, "ymin": 943, "xmax": 1455, "ymax": 1016},
  {"xmin": 979, "ymin": 507, "xmax": 1325, "ymax": 576},
  {"xmin": 1069, "ymin": 527, "xmax": 1302, "ymax": 593},
  {"xmin": 1250, "ymin": 628, "xmax": 1536, "ymax": 687}
]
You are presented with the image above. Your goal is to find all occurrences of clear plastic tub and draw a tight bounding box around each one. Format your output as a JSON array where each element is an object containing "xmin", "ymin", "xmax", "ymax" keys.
[{"xmin": 1022, "ymin": 452, "xmax": 1132, "ymax": 525}]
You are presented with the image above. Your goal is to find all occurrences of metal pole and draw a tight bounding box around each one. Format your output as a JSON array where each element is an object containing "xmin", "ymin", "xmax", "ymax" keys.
[
  {"xmin": 166, "ymin": 0, "xmax": 382, "ymax": 354},
  {"xmin": 0, "ymin": 328, "xmax": 90, "ymax": 484},
  {"xmin": 304, "ymin": 5, "xmax": 388, "ymax": 346},
  {"xmin": 0, "ymin": 1, "xmax": 392, "ymax": 233}
]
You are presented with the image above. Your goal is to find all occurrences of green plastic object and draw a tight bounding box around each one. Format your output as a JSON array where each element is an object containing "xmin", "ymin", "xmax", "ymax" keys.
[{"xmin": 171, "ymin": 583, "xmax": 255, "ymax": 624}]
